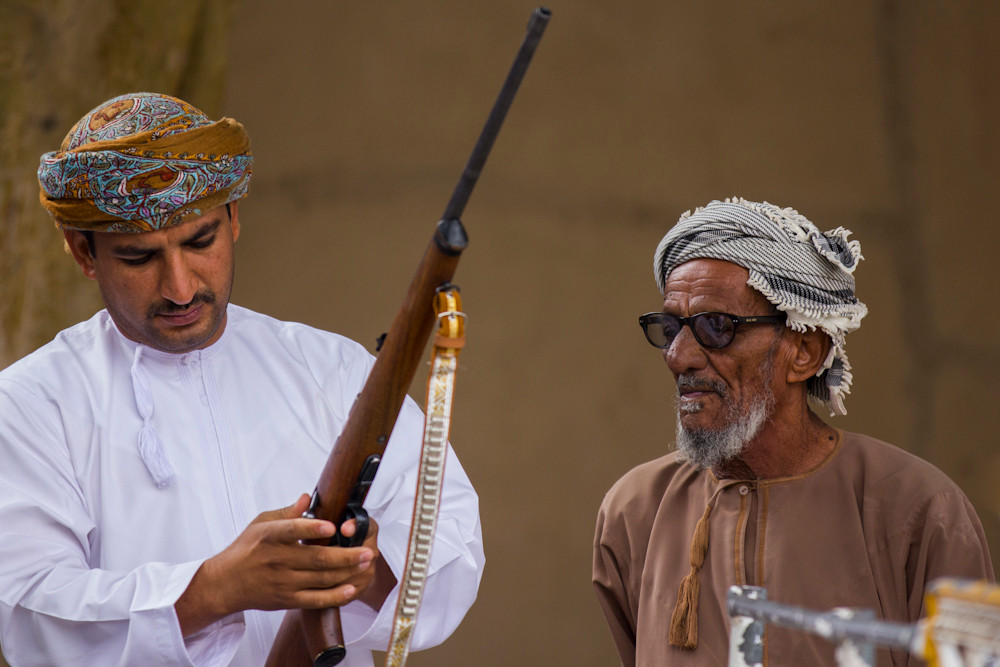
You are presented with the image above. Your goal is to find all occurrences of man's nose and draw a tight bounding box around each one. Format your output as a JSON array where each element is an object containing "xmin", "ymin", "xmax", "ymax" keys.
[
  {"xmin": 160, "ymin": 252, "xmax": 198, "ymax": 305},
  {"xmin": 664, "ymin": 324, "xmax": 707, "ymax": 375}
]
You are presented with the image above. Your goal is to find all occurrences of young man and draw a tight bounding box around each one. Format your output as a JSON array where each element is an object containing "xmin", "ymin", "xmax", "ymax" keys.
[{"xmin": 0, "ymin": 92, "xmax": 484, "ymax": 666}]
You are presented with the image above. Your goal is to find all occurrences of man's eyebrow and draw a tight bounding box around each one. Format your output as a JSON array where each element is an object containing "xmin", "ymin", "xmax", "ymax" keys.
[
  {"xmin": 109, "ymin": 240, "xmax": 155, "ymax": 256},
  {"xmin": 184, "ymin": 219, "xmax": 222, "ymax": 244},
  {"xmin": 109, "ymin": 219, "xmax": 223, "ymax": 255}
]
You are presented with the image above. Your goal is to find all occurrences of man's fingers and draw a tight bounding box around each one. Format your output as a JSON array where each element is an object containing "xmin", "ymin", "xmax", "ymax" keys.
[
  {"xmin": 287, "ymin": 555, "xmax": 374, "ymax": 587},
  {"xmin": 253, "ymin": 493, "xmax": 312, "ymax": 524},
  {"xmin": 294, "ymin": 544, "xmax": 374, "ymax": 572},
  {"xmin": 294, "ymin": 584, "xmax": 358, "ymax": 610},
  {"xmin": 272, "ymin": 517, "xmax": 336, "ymax": 544},
  {"xmin": 257, "ymin": 519, "xmax": 374, "ymax": 566},
  {"xmin": 339, "ymin": 517, "xmax": 378, "ymax": 545},
  {"xmin": 290, "ymin": 493, "xmax": 311, "ymax": 516}
]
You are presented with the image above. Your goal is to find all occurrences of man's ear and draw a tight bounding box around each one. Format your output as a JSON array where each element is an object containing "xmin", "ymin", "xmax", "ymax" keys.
[
  {"xmin": 786, "ymin": 328, "xmax": 832, "ymax": 384},
  {"xmin": 64, "ymin": 230, "xmax": 97, "ymax": 280}
]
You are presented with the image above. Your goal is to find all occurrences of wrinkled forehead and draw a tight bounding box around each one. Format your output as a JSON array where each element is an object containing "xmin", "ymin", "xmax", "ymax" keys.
[
  {"xmin": 662, "ymin": 258, "xmax": 774, "ymax": 313},
  {"xmin": 62, "ymin": 93, "xmax": 211, "ymax": 150}
]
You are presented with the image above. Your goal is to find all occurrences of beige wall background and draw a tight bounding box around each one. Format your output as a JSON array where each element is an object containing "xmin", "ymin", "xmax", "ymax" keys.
[{"xmin": 2, "ymin": 1, "xmax": 998, "ymax": 665}]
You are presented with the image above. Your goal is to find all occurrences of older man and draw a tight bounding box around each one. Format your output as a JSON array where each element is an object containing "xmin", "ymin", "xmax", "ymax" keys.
[
  {"xmin": 0, "ymin": 93, "xmax": 484, "ymax": 666},
  {"xmin": 593, "ymin": 198, "xmax": 993, "ymax": 666}
]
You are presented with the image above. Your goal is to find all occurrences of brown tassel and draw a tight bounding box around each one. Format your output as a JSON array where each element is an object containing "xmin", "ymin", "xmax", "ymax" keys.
[{"xmin": 668, "ymin": 501, "xmax": 714, "ymax": 649}]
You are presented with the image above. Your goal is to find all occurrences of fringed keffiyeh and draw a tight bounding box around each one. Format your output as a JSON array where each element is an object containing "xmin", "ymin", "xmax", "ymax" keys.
[
  {"xmin": 38, "ymin": 92, "xmax": 253, "ymax": 232},
  {"xmin": 653, "ymin": 197, "xmax": 867, "ymax": 416}
]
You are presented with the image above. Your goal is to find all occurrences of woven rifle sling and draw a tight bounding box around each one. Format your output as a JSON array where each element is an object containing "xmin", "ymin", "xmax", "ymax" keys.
[{"xmin": 384, "ymin": 285, "xmax": 465, "ymax": 667}]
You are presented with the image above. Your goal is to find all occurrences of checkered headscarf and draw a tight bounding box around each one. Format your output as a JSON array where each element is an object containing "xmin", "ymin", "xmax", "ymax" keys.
[{"xmin": 654, "ymin": 197, "xmax": 867, "ymax": 416}]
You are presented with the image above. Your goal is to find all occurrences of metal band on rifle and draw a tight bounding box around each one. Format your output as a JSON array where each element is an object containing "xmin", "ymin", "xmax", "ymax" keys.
[{"xmin": 384, "ymin": 286, "xmax": 466, "ymax": 667}]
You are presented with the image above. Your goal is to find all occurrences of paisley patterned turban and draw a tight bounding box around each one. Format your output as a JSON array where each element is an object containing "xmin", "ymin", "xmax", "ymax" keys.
[
  {"xmin": 38, "ymin": 92, "xmax": 253, "ymax": 232},
  {"xmin": 653, "ymin": 197, "xmax": 868, "ymax": 416}
]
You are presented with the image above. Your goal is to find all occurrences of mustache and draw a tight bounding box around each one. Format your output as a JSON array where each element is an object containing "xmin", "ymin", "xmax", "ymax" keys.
[
  {"xmin": 147, "ymin": 291, "xmax": 216, "ymax": 318},
  {"xmin": 676, "ymin": 374, "xmax": 727, "ymax": 397}
]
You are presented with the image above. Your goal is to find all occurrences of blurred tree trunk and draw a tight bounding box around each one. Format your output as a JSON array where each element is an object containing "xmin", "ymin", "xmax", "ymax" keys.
[
  {"xmin": 0, "ymin": 0, "xmax": 239, "ymax": 370},
  {"xmin": 0, "ymin": 1, "xmax": 239, "ymax": 663}
]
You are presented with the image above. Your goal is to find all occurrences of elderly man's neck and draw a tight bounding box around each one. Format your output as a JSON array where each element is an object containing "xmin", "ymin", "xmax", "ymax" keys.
[{"xmin": 713, "ymin": 409, "xmax": 837, "ymax": 480}]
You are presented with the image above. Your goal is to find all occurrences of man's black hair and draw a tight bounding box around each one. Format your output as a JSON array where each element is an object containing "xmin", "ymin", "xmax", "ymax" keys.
[{"xmin": 81, "ymin": 230, "xmax": 96, "ymax": 257}]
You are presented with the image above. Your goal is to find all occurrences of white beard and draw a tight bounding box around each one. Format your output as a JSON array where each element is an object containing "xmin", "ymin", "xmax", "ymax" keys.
[
  {"xmin": 673, "ymin": 343, "xmax": 777, "ymax": 470},
  {"xmin": 675, "ymin": 393, "xmax": 772, "ymax": 470}
]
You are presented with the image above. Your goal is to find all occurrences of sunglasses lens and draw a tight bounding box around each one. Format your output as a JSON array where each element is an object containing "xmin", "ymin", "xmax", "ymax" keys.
[
  {"xmin": 692, "ymin": 313, "xmax": 735, "ymax": 348},
  {"xmin": 640, "ymin": 314, "xmax": 682, "ymax": 348},
  {"xmin": 660, "ymin": 315, "xmax": 682, "ymax": 344}
]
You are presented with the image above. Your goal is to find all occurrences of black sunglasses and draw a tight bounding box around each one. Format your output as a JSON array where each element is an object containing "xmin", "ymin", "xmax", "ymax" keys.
[{"xmin": 639, "ymin": 311, "xmax": 787, "ymax": 350}]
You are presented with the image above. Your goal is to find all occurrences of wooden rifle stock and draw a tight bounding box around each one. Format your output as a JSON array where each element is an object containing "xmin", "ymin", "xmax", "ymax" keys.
[{"xmin": 264, "ymin": 8, "xmax": 550, "ymax": 667}]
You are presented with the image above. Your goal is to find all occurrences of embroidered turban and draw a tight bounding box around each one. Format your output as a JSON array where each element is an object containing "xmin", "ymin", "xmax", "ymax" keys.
[
  {"xmin": 653, "ymin": 197, "xmax": 868, "ymax": 416},
  {"xmin": 38, "ymin": 92, "xmax": 253, "ymax": 232}
]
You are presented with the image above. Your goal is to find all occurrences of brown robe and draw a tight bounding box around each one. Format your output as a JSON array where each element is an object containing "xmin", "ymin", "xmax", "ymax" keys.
[{"xmin": 593, "ymin": 430, "xmax": 994, "ymax": 666}]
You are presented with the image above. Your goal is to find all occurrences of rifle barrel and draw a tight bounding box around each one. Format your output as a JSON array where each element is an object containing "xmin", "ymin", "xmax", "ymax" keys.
[{"xmin": 442, "ymin": 7, "xmax": 551, "ymax": 222}]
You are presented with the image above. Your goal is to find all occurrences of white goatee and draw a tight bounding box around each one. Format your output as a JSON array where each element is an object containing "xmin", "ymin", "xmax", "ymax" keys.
[
  {"xmin": 675, "ymin": 395, "xmax": 772, "ymax": 470},
  {"xmin": 673, "ymin": 343, "xmax": 777, "ymax": 470}
]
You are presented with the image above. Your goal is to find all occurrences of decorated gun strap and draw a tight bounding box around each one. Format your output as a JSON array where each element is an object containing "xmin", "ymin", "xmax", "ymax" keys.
[{"xmin": 384, "ymin": 285, "xmax": 466, "ymax": 667}]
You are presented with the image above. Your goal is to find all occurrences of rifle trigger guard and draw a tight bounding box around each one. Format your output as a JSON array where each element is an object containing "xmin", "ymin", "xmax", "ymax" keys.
[
  {"xmin": 335, "ymin": 454, "xmax": 380, "ymax": 547},
  {"xmin": 337, "ymin": 504, "xmax": 369, "ymax": 547}
]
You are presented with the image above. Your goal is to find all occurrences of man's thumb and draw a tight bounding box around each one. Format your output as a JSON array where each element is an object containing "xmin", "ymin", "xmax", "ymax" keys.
[{"xmin": 253, "ymin": 493, "xmax": 311, "ymax": 524}]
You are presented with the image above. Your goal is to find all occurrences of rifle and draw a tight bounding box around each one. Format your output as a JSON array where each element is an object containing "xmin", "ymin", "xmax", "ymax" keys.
[{"xmin": 264, "ymin": 8, "xmax": 551, "ymax": 666}]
